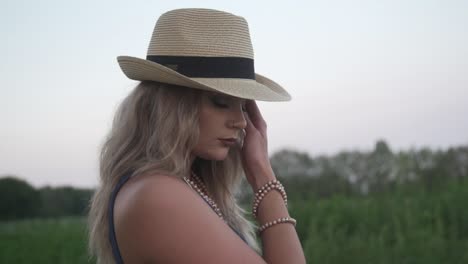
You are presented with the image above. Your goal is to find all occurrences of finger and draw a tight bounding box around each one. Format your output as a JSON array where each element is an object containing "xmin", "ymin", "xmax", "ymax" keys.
[
  {"xmin": 245, "ymin": 100, "xmax": 266, "ymax": 132},
  {"xmin": 244, "ymin": 104, "xmax": 267, "ymax": 139},
  {"xmin": 243, "ymin": 109, "xmax": 255, "ymax": 134}
]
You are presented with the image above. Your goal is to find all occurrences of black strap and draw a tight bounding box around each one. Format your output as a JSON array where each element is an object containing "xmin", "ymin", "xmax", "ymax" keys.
[{"xmin": 146, "ymin": 55, "xmax": 255, "ymax": 79}]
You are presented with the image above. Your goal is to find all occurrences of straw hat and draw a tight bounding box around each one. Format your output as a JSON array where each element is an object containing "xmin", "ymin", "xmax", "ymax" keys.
[{"xmin": 117, "ymin": 8, "xmax": 291, "ymax": 101}]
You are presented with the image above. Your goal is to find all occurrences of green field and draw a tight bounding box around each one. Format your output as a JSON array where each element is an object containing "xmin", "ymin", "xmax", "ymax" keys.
[
  {"xmin": 1, "ymin": 181, "xmax": 468, "ymax": 264},
  {"xmin": 0, "ymin": 217, "xmax": 90, "ymax": 264}
]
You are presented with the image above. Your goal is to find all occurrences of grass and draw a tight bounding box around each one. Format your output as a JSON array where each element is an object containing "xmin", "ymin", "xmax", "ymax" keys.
[
  {"xmin": 0, "ymin": 217, "xmax": 91, "ymax": 264},
  {"xmin": 290, "ymin": 180, "xmax": 468, "ymax": 264}
]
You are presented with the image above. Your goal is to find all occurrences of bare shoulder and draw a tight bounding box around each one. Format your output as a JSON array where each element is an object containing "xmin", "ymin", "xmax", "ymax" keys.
[{"xmin": 114, "ymin": 173, "xmax": 266, "ymax": 264}]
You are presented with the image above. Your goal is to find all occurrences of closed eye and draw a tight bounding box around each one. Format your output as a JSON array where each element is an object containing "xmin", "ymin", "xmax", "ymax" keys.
[
  {"xmin": 210, "ymin": 95, "xmax": 247, "ymax": 112},
  {"xmin": 210, "ymin": 97, "xmax": 229, "ymax": 108}
]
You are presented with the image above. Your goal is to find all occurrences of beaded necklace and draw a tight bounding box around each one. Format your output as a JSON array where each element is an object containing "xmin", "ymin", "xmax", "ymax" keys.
[{"xmin": 183, "ymin": 172, "xmax": 225, "ymax": 221}]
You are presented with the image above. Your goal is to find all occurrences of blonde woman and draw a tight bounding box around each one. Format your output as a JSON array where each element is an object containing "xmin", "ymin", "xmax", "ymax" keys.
[{"xmin": 88, "ymin": 8, "xmax": 306, "ymax": 264}]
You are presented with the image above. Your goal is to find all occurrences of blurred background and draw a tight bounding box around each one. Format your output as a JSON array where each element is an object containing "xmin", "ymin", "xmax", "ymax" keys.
[{"xmin": 1, "ymin": 0, "xmax": 467, "ymax": 263}]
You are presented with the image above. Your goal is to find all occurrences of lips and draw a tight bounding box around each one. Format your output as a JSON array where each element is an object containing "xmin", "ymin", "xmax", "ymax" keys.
[
  {"xmin": 219, "ymin": 138, "xmax": 236, "ymax": 142},
  {"xmin": 219, "ymin": 138, "xmax": 237, "ymax": 146}
]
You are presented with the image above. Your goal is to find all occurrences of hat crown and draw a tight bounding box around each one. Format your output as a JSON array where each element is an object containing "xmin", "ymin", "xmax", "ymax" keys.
[{"xmin": 147, "ymin": 8, "xmax": 254, "ymax": 59}]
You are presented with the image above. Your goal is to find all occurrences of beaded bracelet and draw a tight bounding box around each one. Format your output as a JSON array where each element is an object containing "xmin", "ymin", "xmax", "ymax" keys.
[
  {"xmin": 257, "ymin": 217, "xmax": 297, "ymax": 234},
  {"xmin": 252, "ymin": 179, "xmax": 288, "ymax": 218}
]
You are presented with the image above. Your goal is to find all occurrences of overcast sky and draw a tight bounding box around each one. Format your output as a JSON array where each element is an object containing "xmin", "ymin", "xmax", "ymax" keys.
[{"xmin": 1, "ymin": 0, "xmax": 467, "ymax": 188}]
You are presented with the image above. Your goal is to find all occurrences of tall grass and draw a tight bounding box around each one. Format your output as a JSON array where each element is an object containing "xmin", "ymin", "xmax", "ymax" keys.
[{"xmin": 291, "ymin": 180, "xmax": 468, "ymax": 263}]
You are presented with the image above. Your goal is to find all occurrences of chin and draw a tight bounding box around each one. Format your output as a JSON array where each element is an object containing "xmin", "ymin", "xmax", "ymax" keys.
[{"xmin": 196, "ymin": 148, "xmax": 230, "ymax": 161}]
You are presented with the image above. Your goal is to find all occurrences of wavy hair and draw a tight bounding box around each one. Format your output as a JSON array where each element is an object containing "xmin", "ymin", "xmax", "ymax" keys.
[{"xmin": 88, "ymin": 81, "xmax": 260, "ymax": 263}]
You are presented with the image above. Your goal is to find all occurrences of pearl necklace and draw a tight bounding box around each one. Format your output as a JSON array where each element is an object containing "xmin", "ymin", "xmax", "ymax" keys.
[{"xmin": 183, "ymin": 172, "xmax": 225, "ymax": 221}]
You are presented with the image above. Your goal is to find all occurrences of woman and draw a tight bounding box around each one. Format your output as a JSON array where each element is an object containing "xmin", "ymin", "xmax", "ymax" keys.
[{"xmin": 88, "ymin": 8, "xmax": 306, "ymax": 264}]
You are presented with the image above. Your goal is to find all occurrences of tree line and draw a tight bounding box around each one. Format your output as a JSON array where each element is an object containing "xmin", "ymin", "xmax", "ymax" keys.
[
  {"xmin": 0, "ymin": 177, "xmax": 93, "ymax": 221},
  {"xmin": 243, "ymin": 140, "xmax": 468, "ymax": 203}
]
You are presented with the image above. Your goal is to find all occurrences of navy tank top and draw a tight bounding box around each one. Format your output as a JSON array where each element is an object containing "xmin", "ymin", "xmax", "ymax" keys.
[{"xmin": 108, "ymin": 172, "xmax": 247, "ymax": 263}]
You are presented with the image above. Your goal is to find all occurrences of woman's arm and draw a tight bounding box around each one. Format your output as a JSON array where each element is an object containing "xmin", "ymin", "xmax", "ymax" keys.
[{"xmin": 242, "ymin": 100, "xmax": 306, "ymax": 263}]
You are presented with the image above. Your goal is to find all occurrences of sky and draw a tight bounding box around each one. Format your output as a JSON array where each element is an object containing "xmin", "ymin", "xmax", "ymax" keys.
[{"xmin": 1, "ymin": 0, "xmax": 467, "ymax": 188}]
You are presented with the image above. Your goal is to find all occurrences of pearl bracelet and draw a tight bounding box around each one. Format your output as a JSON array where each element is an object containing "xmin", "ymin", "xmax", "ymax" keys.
[
  {"xmin": 257, "ymin": 217, "xmax": 297, "ymax": 234},
  {"xmin": 252, "ymin": 179, "xmax": 288, "ymax": 218}
]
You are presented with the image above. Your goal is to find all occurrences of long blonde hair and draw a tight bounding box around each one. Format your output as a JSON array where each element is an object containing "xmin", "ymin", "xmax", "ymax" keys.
[{"xmin": 88, "ymin": 81, "xmax": 260, "ymax": 263}]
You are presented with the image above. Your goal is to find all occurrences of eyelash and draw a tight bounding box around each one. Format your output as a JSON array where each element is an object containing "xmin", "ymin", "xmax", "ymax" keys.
[{"xmin": 212, "ymin": 98, "xmax": 228, "ymax": 108}]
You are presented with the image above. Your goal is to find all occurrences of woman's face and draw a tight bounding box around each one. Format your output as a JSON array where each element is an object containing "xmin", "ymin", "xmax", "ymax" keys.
[{"xmin": 192, "ymin": 91, "xmax": 248, "ymax": 161}]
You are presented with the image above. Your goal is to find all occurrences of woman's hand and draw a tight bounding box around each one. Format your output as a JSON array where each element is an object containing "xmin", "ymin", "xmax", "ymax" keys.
[{"xmin": 240, "ymin": 100, "xmax": 276, "ymax": 191}]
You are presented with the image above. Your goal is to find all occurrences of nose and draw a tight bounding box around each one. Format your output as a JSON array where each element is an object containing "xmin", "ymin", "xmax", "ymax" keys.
[{"xmin": 228, "ymin": 108, "xmax": 247, "ymax": 130}]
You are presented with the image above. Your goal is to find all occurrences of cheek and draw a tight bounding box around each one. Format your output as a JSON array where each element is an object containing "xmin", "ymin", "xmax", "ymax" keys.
[
  {"xmin": 193, "ymin": 106, "xmax": 230, "ymax": 160},
  {"xmin": 194, "ymin": 122, "xmax": 229, "ymax": 160},
  {"xmin": 198, "ymin": 109, "xmax": 224, "ymax": 135}
]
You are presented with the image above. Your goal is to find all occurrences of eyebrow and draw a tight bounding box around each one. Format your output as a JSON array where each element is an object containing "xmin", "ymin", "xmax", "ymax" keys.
[{"xmin": 210, "ymin": 92, "xmax": 246, "ymax": 103}]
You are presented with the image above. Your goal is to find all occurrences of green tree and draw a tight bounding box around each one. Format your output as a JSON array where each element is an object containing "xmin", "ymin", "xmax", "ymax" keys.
[
  {"xmin": 0, "ymin": 176, "xmax": 40, "ymax": 220},
  {"xmin": 39, "ymin": 186, "xmax": 93, "ymax": 217}
]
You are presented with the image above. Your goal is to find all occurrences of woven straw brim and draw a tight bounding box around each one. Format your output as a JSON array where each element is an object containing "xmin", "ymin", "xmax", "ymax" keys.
[{"xmin": 117, "ymin": 56, "xmax": 291, "ymax": 101}]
